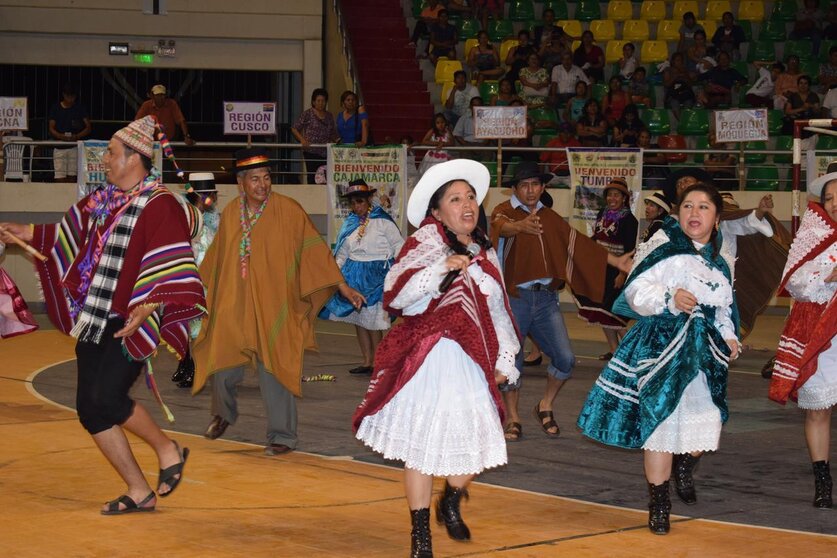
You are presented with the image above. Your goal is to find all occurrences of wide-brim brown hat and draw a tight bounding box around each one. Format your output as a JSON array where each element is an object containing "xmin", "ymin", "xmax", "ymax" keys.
[
  {"xmin": 341, "ymin": 178, "xmax": 377, "ymax": 198},
  {"xmin": 603, "ymin": 177, "xmax": 630, "ymax": 198}
]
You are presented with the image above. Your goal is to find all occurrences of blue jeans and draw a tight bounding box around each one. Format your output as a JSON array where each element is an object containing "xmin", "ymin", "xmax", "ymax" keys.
[{"xmin": 503, "ymin": 287, "xmax": 575, "ymax": 391}]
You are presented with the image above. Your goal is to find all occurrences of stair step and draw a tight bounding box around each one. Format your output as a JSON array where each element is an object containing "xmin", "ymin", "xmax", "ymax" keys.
[
  {"xmin": 358, "ymin": 68, "xmax": 423, "ymax": 81},
  {"xmin": 363, "ymin": 91, "xmax": 430, "ymax": 105}
]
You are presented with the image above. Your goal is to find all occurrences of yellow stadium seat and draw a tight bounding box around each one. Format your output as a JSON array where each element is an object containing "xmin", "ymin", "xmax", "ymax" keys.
[
  {"xmin": 440, "ymin": 80, "xmax": 455, "ymax": 105},
  {"xmin": 737, "ymin": 0, "xmax": 765, "ymax": 22},
  {"xmin": 589, "ymin": 20, "xmax": 616, "ymax": 41},
  {"xmin": 640, "ymin": 40, "xmax": 669, "ymax": 63},
  {"xmin": 672, "ymin": 1, "xmax": 699, "ymax": 21},
  {"xmin": 704, "ymin": 1, "xmax": 731, "ymax": 21},
  {"xmin": 435, "ymin": 58, "xmax": 463, "ymax": 84},
  {"xmin": 606, "ymin": 0, "xmax": 633, "ymax": 22},
  {"xmin": 500, "ymin": 39, "xmax": 519, "ymax": 62},
  {"xmin": 557, "ymin": 20, "xmax": 583, "ymax": 39},
  {"xmin": 622, "ymin": 20, "xmax": 651, "ymax": 42},
  {"xmin": 656, "ymin": 20, "xmax": 681, "ymax": 41},
  {"xmin": 639, "ymin": 1, "xmax": 666, "ymax": 22},
  {"xmin": 463, "ymin": 38, "xmax": 479, "ymax": 58},
  {"xmin": 571, "ymin": 40, "xmax": 581, "ymax": 52},
  {"xmin": 698, "ymin": 20, "xmax": 717, "ymax": 39},
  {"xmin": 605, "ymin": 40, "xmax": 629, "ymax": 63}
]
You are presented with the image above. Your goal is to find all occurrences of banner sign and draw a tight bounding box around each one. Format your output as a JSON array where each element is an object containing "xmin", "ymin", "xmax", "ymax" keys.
[
  {"xmin": 474, "ymin": 106, "xmax": 527, "ymax": 139},
  {"xmin": 714, "ymin": 109, "xmax": 768, "ymax": 143},
  {"xmin": 77, "ymin": 140, "xmax": 164, "ymax": 199},
  {"xmin": 0, "ymin": 97, "xmax": 28, "ymax": 130},
  {"xmin": 567, "ymin": 147, "xmax": 643, "ymax": 236},
  {"xmin": 223, "ymin": 102, "xmax": 277, "ymax": 135},
  {"xmin": 327, "ymin": 145, "xmax": 407, "ymax": 246}
]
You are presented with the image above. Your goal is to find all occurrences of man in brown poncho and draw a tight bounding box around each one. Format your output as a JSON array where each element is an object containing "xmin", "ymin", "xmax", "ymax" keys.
[{"xmin": 192, "ymin": 148, "xmax": 364, "ymax": 455}]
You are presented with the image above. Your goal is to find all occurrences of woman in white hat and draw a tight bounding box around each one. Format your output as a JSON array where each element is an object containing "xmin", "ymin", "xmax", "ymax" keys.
[
  {"xmin": 352, "ymin": 160, "xmax": 520, "ymax": 558},
  {"xmin": 641, "ymin": 191, "xmax": 671, "ymax": 242},
  {"xmin": 769, "ymin": 162, "xmax": 837, "ymax": 509}
]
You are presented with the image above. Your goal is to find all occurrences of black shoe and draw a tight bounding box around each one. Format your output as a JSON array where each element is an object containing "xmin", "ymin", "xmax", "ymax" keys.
[
  {"xmin": 648, "ymin": 481, "xmax": 671, "ymax": 535},
  {"xmin": 435, "ymin": 482, "xmax": 470, "ymax": 541},
  {"xmin": 410, "ymin": 508, "xmax": 433, "ymax": 558},
  {"xmin": 672, "ymin": 453, "xmax": 700, "ymax": 505},
  {"xmin": 813, "ymin": 461, "xmax": 833, "ymax": 509},
  {"xmin": 204, "ymin": 415, "xmax": 230, "ymax": 440},
  {"xmin": 171, "ymin": 356, "xmax": 194, "ymax": 383},
  {"xmin": 761, "ymin": 356, "xmax": 776, "ymax": 379},
  {"xmin": 598, "ymin": 352, "xmax": 613, "ymax": 361},
  {"xmin": 349, "ymin": 366, "xmax": 373, "ymax": 375},
  {"xmin": 523, "ymin": 355, "xmax": 542, "ymax": 367}
]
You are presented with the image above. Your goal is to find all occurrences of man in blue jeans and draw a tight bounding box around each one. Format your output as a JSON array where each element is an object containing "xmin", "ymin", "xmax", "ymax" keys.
[{"xmin": 490, "ymin": 162, "xmax": 632, "ymax": 441}]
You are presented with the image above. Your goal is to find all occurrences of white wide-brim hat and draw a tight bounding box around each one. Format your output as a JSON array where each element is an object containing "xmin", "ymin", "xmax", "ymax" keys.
[
  {"xmin": 407, "ymin": 159, "xmax": 490, "ymax": 228},
  {"xmin": 809, "ymin": 162, "xmax": 837, "ymax": 199}
]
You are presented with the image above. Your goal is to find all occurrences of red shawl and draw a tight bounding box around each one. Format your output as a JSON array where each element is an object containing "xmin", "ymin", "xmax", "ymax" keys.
[
  {"xmin": 352, "ymin": 219, "xmax": 515, "ymax": 431},
  {"xmin": 770, "ymin": 203, "xmax": 837, "ymax": 404}
]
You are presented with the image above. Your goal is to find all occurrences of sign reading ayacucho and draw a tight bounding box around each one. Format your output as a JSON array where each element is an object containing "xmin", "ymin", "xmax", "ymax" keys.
[
  {"xmin": 223, "ymin": 102, "xmax": 276, "ymax": 135},
  {"xmin": 474, "ymin": 106, "xmax": 527, "ymax": 139}
]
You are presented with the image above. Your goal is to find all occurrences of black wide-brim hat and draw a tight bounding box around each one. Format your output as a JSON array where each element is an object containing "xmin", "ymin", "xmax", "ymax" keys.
[
  {"xmin": 663, "ymin": 167, "xmax": 713, "ymax": 206},
  {"xmin": 502, "ymin": 161, "xmax": 554, "ymax": 188},
  {"xmin": 341, "ymin": 178, "xmax": 377, "ymax": 198},
  {"xmin": 233, "ymin": 147, "xmax": 273, "ymax": 173}
]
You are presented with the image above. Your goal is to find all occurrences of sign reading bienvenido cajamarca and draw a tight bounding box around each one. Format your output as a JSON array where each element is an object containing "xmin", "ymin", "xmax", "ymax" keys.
[{"xmin": 714, "ymin": 108, "xmax": 768, "ymax": 143}]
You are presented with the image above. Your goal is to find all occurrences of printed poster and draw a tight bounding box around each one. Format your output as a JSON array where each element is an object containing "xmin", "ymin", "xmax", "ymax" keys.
[{"xmin": 77, "ymin": 140, "xmax": 164, "ymax": 199}]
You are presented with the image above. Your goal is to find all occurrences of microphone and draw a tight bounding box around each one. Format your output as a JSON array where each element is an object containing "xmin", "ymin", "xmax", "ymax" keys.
[{"xmin": 439, "ymin": 243, "xmax": 481, "ymax": 293}]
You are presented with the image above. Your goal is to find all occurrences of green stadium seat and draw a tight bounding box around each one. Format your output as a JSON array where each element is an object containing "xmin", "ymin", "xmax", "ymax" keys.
[
  {"xmin": 488, "ymin": 18, "xmax": 515, "ymax": 42},
  {"xmin": 800, "ymin": 61, "xmax": 820, "ymax": 83},
  {"xmin": 771, "ymin": 1, "xmax": 798, "ymax": 23},
  {"xmin": 574, "ymin": 0, "xmax": 602, "ymax": 22},
  {"xmin": 821, "ymin": 41, "xmax": 837, "ymax": 62},
  {"xmin": 748, "ymin": 40, "xmax": 776, "ymax": 63},
  {"xmin": 785, "ymin": 40, "xmax": 814, "ymax": 61},
  {"xmin": 693, "ymin": 136, "xmax": 710, "ymax": 164},
  {"xmin": 746, "ymin": 166, "xmax": 780, "ymax": 190},
  {"xmin": 457, "ymin": 18, "xmax": 480, "ymax": 41},
  {"xmin": 509, "ymin": 0, "xmax": 535, "ymax": 22},
  {"xmin": 529, "ymin": 107, "xmax": 559, "ymax": 135},
  {"xmin": 817, "ymin": 135, "xmax": 837, "ymax": 151},
  {"xmin": 738, "ymin": 20, "xmax": 754, "ymax": 42},
  {"xmin": 744, "ymin": 141, "xmax": 768, "ymax": 164},
  {"xmin": 480, "ymin": 80, "xmax": 500, "ymax": 101},
  {"xmin": 642, "ymin": 108, "xmax": 671, "ymax": 135},
  {"xmin": 591, "ymin": 82, "xmax": 608, "ymax": 102},
  {"xmin": 677, "ymin": 108, "xmax": 710, "ymax": 136},
  {"xmin": 767, "ymin": 109, "xmax": 784, "ymax": 135},
  {"xmin": 412, "ymin": 0, "xmax": 428, "ymax": 18},
  {"xmin": 482, "ymin": 160, "xmax": 500, "ymax": 186},
  {"xmin": 731, "ymin": 61, "xmax": 749, "ymax": 82},
  {"xmin": 758, "ymin": 18, "xmax": 786, "ymax": 41},
  {"xmin": 542, "ymin": 0, "xmax": 569, "ymax": 20},
  {"xmin": 773, "ymin": 136, "xmax": 793, "ymax": 164}
]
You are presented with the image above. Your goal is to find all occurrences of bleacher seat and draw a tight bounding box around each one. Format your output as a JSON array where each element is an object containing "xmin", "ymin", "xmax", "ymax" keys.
[
  {"xmin": 773, "ymin": 136, "xmax": 793, "ymax": 164},
  {"xmin": 605, "ymin": 40, "xmax": 629, "ymax": 63},
  {"xmin": 767, "ymin": 109, "xmax": 784, "ymax": 135},
  {"xmin": 738, "ymin": 20, "xmax": 753, "ymax": 42},
  {"xmin": 2, "ymin": 137, "xmax": 34, "ymax": 182},
  {"xmin": 818, "ymin": 135, "xmax": 837, "ymax": 151},
  {"xmin": 747, "ymin": 167, "xmax": 780, "ymax": 190},
  {"xmin": 737, "ymin": 1, "xmax": 765, "ymax": 22},
  {"xmin": 482, "ymin": 160, "xmax": 499, "ymax": 186},
  {"xmin": 785, "ymin": 40, "xmax": 814, "ymax": 61},
  {"xmin": 640, "ymin": 41, "xmax": 669, "ymax": 64},
  {"xmin": 771, "ymin": 1, "xmax": 798, "ymax": 23},
  {"xmin": 677, "ymin": 108, "xmax": 710, "ymax": 135},
  {"xmin": 693, "ymin": 136, "xmax": 710, "ymax": 163},
  {"xmin": 623, "ymin": 20, "xmax": 651, "ymax": 42},
  {"xmin": 500, "ymin": 39, "xmax": 519, "ymax": 62},
  {"xmin": 529, "ymin": 107, "xmax": 559, "ymax": 135},
  {"xmin": 412, "ymin": 0, "xmax": 428, "ymax": 18},
  {"xmin": 440, "ymin": 81, "xmax": 455, "ymax": 105},
  {"xmin": 643, "ymin": 109, "xmax": 672, "ymax": 135},
  {"xmin": 698, "ymin": 20, "xmax": 718, "ymax": 40},
  {"xmin": 574, "ymin": 0, "xmax": 602, "ymax": 22},
  {"xmin": 509, "ymin": 0, "xmax": 535, "ymax": 22},
  {"xmin": 744, "ymin": 141, "xmax": 768, "ymax": 164},
  {"xmin": 704, "ymin": 1, "xmax": 731, "ymax": 21},
  {"xmin": 748, "ymin": 40, "xmax": 776, "ymax": 63},
  {"xmin": 800, "ymin": 61, "xmax": 820, "ymax": 83},
  {"xmin": 488, "ymin": 19, "xmax": 515, "ymax": 42},
  {"xmin": 758, "ymin": 18, "xmax": 786, "ymax": 41},
  {"xmin": 731, "ymin": 61, "xmax": 749, "ymax": 81},
  {"xmin": 658, "ymin": 134, "xmax": 687, "ymax": 162},
  {"xmin": 606, "ymin": 1, "xmax": 634, "ymax": 22},
  {"xmin": 591, "ymin": 82, "xmax": 608, "ymax": 102},
  {"xmin": 543, "ymin": 0, "xmax": 569, "ymax": 20},
  {"xmin": 672, "ymin": 1, "xmax": 700, "ymax": 21},
  {"xmin": 589, "ymin": 20, "xmax": 617, "ymax": 41},
  {"xmin": 457, "ymin": 18, "xmax": 480, "ymax": 40},
  {"xmin": 639, "ymin": 1, "xmax": 666, "ymax": 22},
  {"xmin": 557, "ymin": 20, "xmax": 583, "ymax": 39},
  {"xmin": 821, "ymin": 41, "xmax": 837, "ymax": 62},
  {"xmin": 656, "ymin": 20, "xmax": 681, "ymax": 41},
  {"xmin": 480, "ymin": 81, "xmax": 501, "ymax": 101},
  {"xmin": 464, "ymin": 38, "xmax": 479, "ymax": 57},
  {"xmin": 435, "ymin": 59, "xmax": 463, "ymax": 84}
]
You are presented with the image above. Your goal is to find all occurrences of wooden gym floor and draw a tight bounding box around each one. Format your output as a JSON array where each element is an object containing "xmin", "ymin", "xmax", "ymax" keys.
[{"xmin": 1, "ymin": 313, "xmax": 835, "ymax": 557}]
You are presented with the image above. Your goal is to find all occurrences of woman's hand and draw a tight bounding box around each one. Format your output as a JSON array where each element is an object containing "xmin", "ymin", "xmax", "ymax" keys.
[
  {"xmin": 494, "ymin": 370, "xmax": 509, "ymax": 385},
  {"xmin": 338, "ymin": 283, "xmax": 367, "ymax": 309},
  {"xmin": 613, "ymin": 272, "xmax": 626, "ymax": 289},
  {"xmin": 725, "ymin": 338, "xmax": 741, "ymax": 360},
  {"xmin": 755, "ymin": 194, "xmax": 773, "ymax": 220},
  {"xmin": 673, "ymin": 288, "xmax": 698, "ymax": 314},
  {"xmin": 114, "ymin": 304, "xmax": 159, "ymax": 338},
  {"xmin": 825, "ymin": 267, "xmax": 837, "ymax": 283},
  {"xmin": 444, "ymin": 254, "xmax": 472, "ymax": 273},
  {"xmin": 0, "ymin": 222, "xmax": 32, "ymax": 244}
]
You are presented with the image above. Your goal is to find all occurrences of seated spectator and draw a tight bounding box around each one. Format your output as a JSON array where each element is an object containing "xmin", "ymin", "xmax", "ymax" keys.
[
  {"xmin": 711, "ymin": 12, "xmax": 747, "ymax": 62},
  {"xmin": 550, "ymin": 52, "xmax": 590, "ymax": 108},
  {"xmin": 745, "ymin": 61, "xmax": 783, "ymax": 109},
  {"xmin": 474, "ymin": 0, "xmax": 505, "ymax": 37},
  {"xmin": 686, "ymin": 30, "xmax": 710, "ymax": 75},
  {"xmin": 408, "ymin": 0, "xmax": 443, "ymax": 49},
  {"xmin": 611, "ymin": 104, "xmax": 646, "ymax": 147},
  {"xmin": 505, "ymin": 30, "xmax": 538, "ymax": 84},
  {"xmin": 505, "ymin": 111, "xmax": 538, "ymax": 174},
  {"xmin": 628, "ymin": 66, "xmax": 653, "ymax": 107},
  {"xmin": 539, "ymin": 28, "xmax": 568, "ymax": 73},
  {"xmin": 663, "ymin": 52, "xmax": 697, "ymax": 118},
  {"xmin": 576, "ymin": 99, "xmax": 607, "ymax": 147},
  {"xmin": 444, "ymin": 70, "xmax": 479, "ymax": 127},
  {"xmin": 491, "ymin": 78, "xmax": 522, "ymax": 106},
  {"xmin": 774, "ymin": 55, "xmax": 804, "ymax": 108},
  {"xmin": 564, "ymin": 81, "xmax": 590, "ymax": 127},
  {"xmin": 698, "ymin": 51, "xmax": 747, "ymax": 108},
  {"xmin": 638, "ymin": 130, "xmax": 669, "ymax": 190},
  {"xmin": 540, "ymin": 122, "xmax": 581, "ymax": 175},
  {"xmin": 419, "ymin": 113, "xmax": 455, "ymax": 175},
  {"xmin": 573, "ymin": 31, "xmax": 605, "ymax": 83},
  {"xmin": 820, "ymin": 45, "xmax": 837, "ymax": 92},
  {"xmin": 428, "ymin": 10, "xmax": 458, "ymax": 65},
  {"xmin": 518, "ymin": 54, "xmax": 550, "ymax": 107},
  {"xmin": 789, "ymin": 0, "xmax": 825, "ymax": 57},
  {"xmin": 602, "ymin": 76, "xmax": 629, "ymax": 126},
  {"xmin": 453, "ymin": 96, "xmax": 489, "ymax": 159},
  {"xmin": 705, "ymin": 134, "xmax": 738, "ymax": 190},
  {"xmin": 783, "ymin": 75, "xmax": 821, "ymax": 136},
  {"xmin": 618, "ymin": 43, "xmax": 638, "ymax": 79},
  {"xmin": 468, "ymin": 31, "xmax": 505, "ymax": 85},
  {"xmin": 533, "ymin": 8, "xmax": 574, "ymax": 50},
  {"xmin": 678, "ymin": 12, "xmax": 705, "ymax": 54}
]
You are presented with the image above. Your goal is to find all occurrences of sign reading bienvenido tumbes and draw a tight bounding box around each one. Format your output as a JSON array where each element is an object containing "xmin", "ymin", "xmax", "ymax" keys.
[
  {"xmin": 223, "ymin": 102, "xmax": 277, "ymax": 135},
  {"xmin": 0, "ymin": 97, "xmax": 28, "ymax": 130},
  {"xmin": 473, "ymin": 106, "xmax": 527, "ymax": 139},
  {"xmin": 714, "ymin": 108, "xmax": 768, "ymax": 143}
]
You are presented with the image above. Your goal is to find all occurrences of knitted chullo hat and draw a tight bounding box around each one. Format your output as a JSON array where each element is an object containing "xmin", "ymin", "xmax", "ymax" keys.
[{"xmin": 114, "ymin": 115, "xmax": 156, "ymax": 158}]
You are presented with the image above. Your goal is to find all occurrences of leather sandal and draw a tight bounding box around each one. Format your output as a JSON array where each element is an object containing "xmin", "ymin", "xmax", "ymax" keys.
[
  {"xmin": 503, "ymin": 421, "xmax": 522, "ymax": 442},
  {"xmin": 533, "ymin": 404, "xmax": 560, "ymax": 437},
  {"xmin": 157, "ymin": 441, "xmax": 189, "ymax": 498},
  {"xmin": 101, "ymin": 492, "xmax": 156, "ymax": 515}
]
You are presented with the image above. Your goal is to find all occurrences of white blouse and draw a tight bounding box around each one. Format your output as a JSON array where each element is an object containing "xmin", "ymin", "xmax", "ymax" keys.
[
  {"xmin": 335, "ymin": 218, "xmax": 404, "ymax": 266},
  {"xmin": 785, "ymin": 242, "xmax": 837, "ymax": 304}
]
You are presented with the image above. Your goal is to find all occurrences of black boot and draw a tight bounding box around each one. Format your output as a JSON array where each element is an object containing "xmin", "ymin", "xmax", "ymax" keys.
[
  {"xmin": 672, "ymin": 453, "xmax": 701, "ymax": 505},
  {"xmin": 648, "ymin": 481, "xmax": 672, "ymax": 535},
  {"xmin": 410, "ymin": 508, "xmax": 433, "ymax": 558},
  {"xmin": 435, "ymin": 482, "xmax": 471, "ymax": 541},
  {"xmin": 173, "ymin": 355, "xmax": 195, "ymax": 388},
  {"xmin": 813, "ymin": 461, "xmax": 833, "ymax": 509},
  {"xmin": 760, "ymin": 356, "xmax": 776, "ymax": 379}
]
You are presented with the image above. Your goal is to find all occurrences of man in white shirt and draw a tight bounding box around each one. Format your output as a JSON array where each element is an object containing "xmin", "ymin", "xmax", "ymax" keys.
[
  {"xmin": 444, "ymin": 70, "xmax": 480, "ymax": 127},
  {"xmin": 745, "ymin": 61, "xmax": 783, "ymax": 109},
  {"xmin": 549, "ymin": 52, "xmax": 590, "ymax": 107},
  {"xmin": 823, "ymin": 87, "xmax": 837, "ymax": 118}
]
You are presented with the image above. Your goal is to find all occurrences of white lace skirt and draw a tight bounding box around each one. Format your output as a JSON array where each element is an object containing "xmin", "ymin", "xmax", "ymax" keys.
[
  {"xmin": 328, "ymin": 301, "xmax": 391, "ymax": 330},
  {"xmin": 798, "ymin": 340, "xmax": 837, "ymax": 410},
  {"xmin": 643, "ymin": 371, "xmax": 722, "ymax": 454},
  {"xmin": 355, "ymin": 337, "xmax": 507, "ymax": 476}
]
